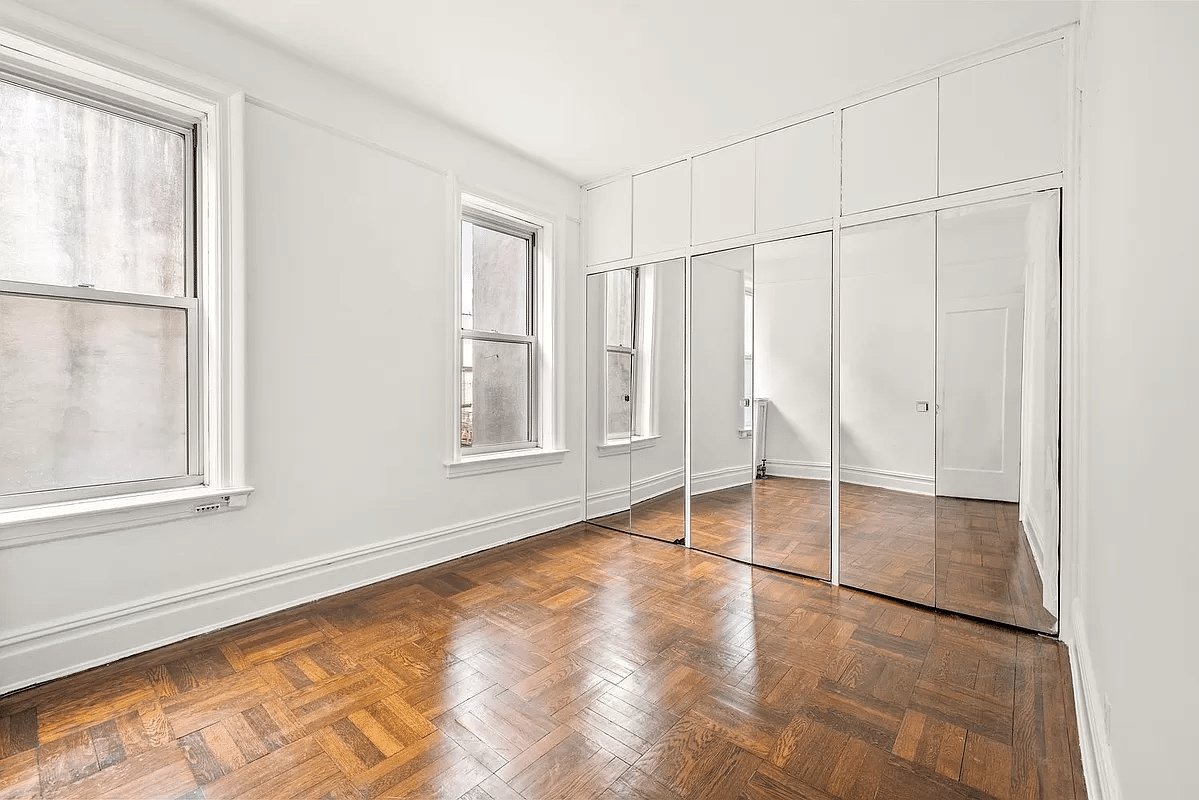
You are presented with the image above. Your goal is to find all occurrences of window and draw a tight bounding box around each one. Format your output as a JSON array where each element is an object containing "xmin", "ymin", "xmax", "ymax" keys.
[
  {"xmin": 604, "ymin": 269, "xmax": 637, "ymax": 441},
  {"xmin": 602, "ymin": 265, "xmax": 660, "ymax": 446},
  {"xmin": 458, "ymin": 202, "xmax": 539, "ymax": 455},
  {"xmin": 0, "ymin": 24, "xmax": 246, "ymax": 539}
]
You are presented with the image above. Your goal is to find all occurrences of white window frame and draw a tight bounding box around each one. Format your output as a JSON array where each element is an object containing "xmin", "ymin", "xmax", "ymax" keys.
[
  {"xmin": 446, "ymin": 188, "xmax": 566, "ymax": 477},
  {"xmin": 459, "ymin": 208, "xmax": 539, "ymax": 454},
  {"xmin": 604, "ymin": 268, "xmax": 639, "ymax": 442},
  {"xmin": 0, "ymin": 16, "xmax": 249, "ymax": 549},
  {"xmin": 596, "ymin": 264, "xmax": 662, "ymax": 456}
]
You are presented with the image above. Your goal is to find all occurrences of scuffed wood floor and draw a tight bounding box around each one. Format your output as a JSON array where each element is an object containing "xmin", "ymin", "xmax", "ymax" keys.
[{"xmin": 0, "ymin": 523, "xmax": 1086, "ymax": 799}]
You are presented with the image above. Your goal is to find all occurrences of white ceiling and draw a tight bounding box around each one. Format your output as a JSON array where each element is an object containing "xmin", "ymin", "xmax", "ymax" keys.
[{"xmin": 173, "ymin": 0, "xmax": 1079, "ymax": 185}]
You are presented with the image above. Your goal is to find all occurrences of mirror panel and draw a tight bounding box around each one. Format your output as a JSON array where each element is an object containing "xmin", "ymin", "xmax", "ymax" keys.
[
  {"xmin": 838, "ymin": 214, "xmax": 937, "ymax": 604},
  {"xmin": 628, "ymin": 259, "xmax": 687, "ymax": 542},
  {"xmin": 586, "ymin": 269, "xmax": 633, "ymax": 532},
  {"xmin": 934, "ymin": 190, "xmax": 1060, "ymax": 632},
  {"xmin": 751, "ymin": 234, "xmax": 833, "ymax": 579},
  {"xmin": 689, "ymin": 247, "xmax": 755, "ymax": 561}
]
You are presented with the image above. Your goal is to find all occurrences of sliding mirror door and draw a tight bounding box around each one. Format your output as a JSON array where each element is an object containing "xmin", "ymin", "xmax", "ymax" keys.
[
  {"xmin": 586, "ymin": 269, "xmax": 633, "ymax": 532},
  {"xmin": 689, "ymin": 247, "xmax": 755, "ymax": 561},
  {"xmin": 839, "ymin": 214, "xmax": 937, "ymax": 604},
  {"xmin": 751, "ymin": 235, "xmax": 832, "ymax": 579},
  {"xmin": 627, "ymin": 259, "xmax": 686, "ymax": 543},
  {"xmin": 934, "ymin": 191, "xmax": 1060, "ymax": 632}
]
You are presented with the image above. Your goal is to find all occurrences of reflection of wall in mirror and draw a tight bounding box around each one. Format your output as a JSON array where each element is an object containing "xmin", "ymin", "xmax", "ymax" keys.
[
  {"xmin": 692, "ymin": 250, "xmax": 754, "ymax": 494},
  {"xmin": 839, "ymin": 215, "xmax": 936, "ymax": 494},
  {"xmin": 585, "ymin": 273, "xmax": 632, "ymax": 517},
  {"xmin": 630, "ymin": 263, "xmax": 686, "ymax": 505},
  {"xmin": 753, "ymin": 234, "xmax": 832, "ymax": 481}
]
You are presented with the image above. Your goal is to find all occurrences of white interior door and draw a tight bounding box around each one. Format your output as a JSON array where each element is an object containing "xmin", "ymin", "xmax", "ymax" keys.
[{"xmin": 936, "ymin": 293, "xmax": 1024, "ymax": 500}]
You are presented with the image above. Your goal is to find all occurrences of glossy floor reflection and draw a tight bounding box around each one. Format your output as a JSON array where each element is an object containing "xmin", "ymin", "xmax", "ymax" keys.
[
  {"xmin": 0, "ymin": 524, "xmax": 1083, "ymax": 799},
  {"xmin": 935, "ymin": 496, "xmax": 1057, "ymax": 632},
  {"xmin": 840, "ymin": 483, "xmax": 1055, "ymax": 631}
]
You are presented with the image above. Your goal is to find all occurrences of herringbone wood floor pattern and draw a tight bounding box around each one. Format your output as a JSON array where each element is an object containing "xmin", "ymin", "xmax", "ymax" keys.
[{"xmin": 0, "ymin": 523, "xmax": 1085, "ymax": 799}]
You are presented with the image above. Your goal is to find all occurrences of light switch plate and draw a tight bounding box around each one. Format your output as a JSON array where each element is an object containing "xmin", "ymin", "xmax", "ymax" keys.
[{"xmin": 916, "ymin": 402, "xmax": 930, "ymax": 412}]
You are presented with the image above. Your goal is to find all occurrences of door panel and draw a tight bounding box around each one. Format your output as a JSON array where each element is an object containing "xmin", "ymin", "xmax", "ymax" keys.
[{"xmin": 936, "ymin": 294, "xmax": 1024, "ymax": 501}]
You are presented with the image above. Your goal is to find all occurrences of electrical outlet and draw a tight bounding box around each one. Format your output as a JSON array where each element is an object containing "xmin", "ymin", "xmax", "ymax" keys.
[{"xmin": 1103, "ymin": 694, "xmax": 1112, "ymax": 737}]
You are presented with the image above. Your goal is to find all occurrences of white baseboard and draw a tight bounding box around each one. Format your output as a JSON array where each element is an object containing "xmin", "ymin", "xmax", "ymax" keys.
[
  {"xmin": 840, "ymin": 465, "xmax": 935, "ymax": 496},
  {"xmin": 586, "ymin": 468, "xmax": 685, "ymax": 519},
  {"xmin": 691, "ymin": 465, "xmax": 753, "ymax": 496},
  {"xmin": 1020, "ymin": 509, "xmax": 1058, "ymax": 616},
  {"xmin": 764, "ymin": 459, "xmax": 831, "ymax": 481},
  {"xmin": 1068, "ymin": 604, "xmax": 1122, "ymax": 800},
  {"xmin": 631, "ymin": 468, "xmax": 684, "ymax": 505},
  {"xmin": 0, "ymin": 498, "xmax": 582, "ymax": 696}
]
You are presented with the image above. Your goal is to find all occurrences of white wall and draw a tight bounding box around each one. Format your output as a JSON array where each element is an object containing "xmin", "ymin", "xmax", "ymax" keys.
[
  {"xmin": 754, "ymin": 234, "xmax": 832, "ymax": 477},
  {"xmin": 0, "ymin": 0, "xmax": 583, "ymax": 693},
  {"xmin": 1075, "ymin": 3, "xmax": 1199, "ymax": 798}
]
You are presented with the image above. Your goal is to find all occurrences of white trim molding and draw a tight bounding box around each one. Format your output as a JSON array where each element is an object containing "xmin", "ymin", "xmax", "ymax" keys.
[
  {"xmin": 444, "ymin": 448, "xmax": 568, "ymax": 478},
  {"xmin": 691, "ymin": 466, "xmax": 755, "ymax": 497},
  {"xmin": 840, "ymin": 466, "xmax": 936, "ymax": 496},
  {"xmin": 1069, "ymin": 604, "xmax": 1122, "ymax": 800},
  {"xmin": 0, "ymin": 497, "xmax": 582, "ymax": 696},
  {"xmin": 764, "ymin": 459, "xmax": 833, "ymax": 482}
]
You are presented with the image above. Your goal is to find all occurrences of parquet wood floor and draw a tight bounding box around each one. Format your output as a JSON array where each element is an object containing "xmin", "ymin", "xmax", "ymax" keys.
[{"xmin": 0, "ymin": 523, "xmax": 1085, "ymax": 799}]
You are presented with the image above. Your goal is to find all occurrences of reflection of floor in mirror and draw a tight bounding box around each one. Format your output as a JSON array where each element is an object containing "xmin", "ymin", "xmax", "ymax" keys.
[
  {"xmin": 840, "ymin": 483, "xmax": 1056, "ymax": 632},
  {"xmin": 687, "ymin": 477, "xmax": 832, "ymax": 577},
  {"xmin": 935, "ymin": 496, "xmax": 1057, "ymax": 631},
  {"xmin": 591, "ymin": 490, "xmax": 685, "ymax": 543},
  {"xmin": 752, "ymin": 477, "xmax": 831, "ymax": 579},
  {"xmin": 839, "ymin": 481, "xmax": 937, "ymax": 606}
]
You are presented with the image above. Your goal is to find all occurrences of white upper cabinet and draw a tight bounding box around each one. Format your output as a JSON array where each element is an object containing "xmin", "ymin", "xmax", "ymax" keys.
[
  {"xmin": 632, "ymin": 161, "xmax": 690, "ymax": 257},
  {"xmin": 585, "ymin": 177, "xmax": 632, "ymax": 266},
  {"xmin": 755, "ymin": 114, "xmax": 836, "ymax": 232},
  {"xmin": 841, "ymin": 81, "xmax": 939, "ymax": 215},
  {"xmin": 692, "ymin": 139, "xmax": 756, "ymax": 245},
  {"xmin": 938, "ymin": 42, "xmax": 1067, "ymax": 195}
]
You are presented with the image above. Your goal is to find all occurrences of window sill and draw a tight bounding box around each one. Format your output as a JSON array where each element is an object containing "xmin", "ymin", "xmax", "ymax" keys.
[
  {"xmin": 445, "ymin": 448, "xmax": 568, "ymax": 478},
  {"xmin": 0, "ymin": 485, "xmax": 255, "ymax": 551},
  {"xmin": 596, "ymin": 435, "xmax": 662, "ymax": 456}
]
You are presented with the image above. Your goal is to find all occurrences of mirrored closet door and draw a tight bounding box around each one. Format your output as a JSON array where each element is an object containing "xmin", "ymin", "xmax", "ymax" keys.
[
  {"xmin": 933, "ymin": 190, "xmax": 1060, "ymax": 632},
  {"xmin": 837, "ymin": 191, "xmax": 1061, "ymax": 633},
  {"xmin": 585, "ymin": 259, "xmax": 686, "ymax": 544},
  {"xmin": 689, "ymin": 247, "xmax": 755, "ymax": 561},
  {"xmin": 838, "ymin": 214, "xmax": 938, "ymax": 605},
  {"xmin": 750, "ymin": 235, "xmax": 832, "ymax": 580}
]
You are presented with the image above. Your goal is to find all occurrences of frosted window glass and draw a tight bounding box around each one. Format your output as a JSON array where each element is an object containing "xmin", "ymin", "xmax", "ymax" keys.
[
  {"xmin": 463, "ymin": 339, "xmax": 529, "ymax": 447},
  {"xmin": 460, "ymin": 220, "xmax": 529, "ymax": 336},
  {"xmin": 606, "ymin": 351, "xmax": 633, "ymax": 438},
  {"xmin": 0, "ymin": 295, "xmax": 188, "ymax": 494},
  {"xmin": 605, "ymin": 270, "xmax": 633, "ymax": 347},
  {"xmin": 0, "ymin": 81, "xmax": 187, "ymax": 296}
]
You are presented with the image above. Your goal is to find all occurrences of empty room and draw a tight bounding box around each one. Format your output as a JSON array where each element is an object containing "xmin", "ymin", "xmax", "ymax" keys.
[{"xmin": 0, "ymin": 1, "xmax": 1195, "ymax": 798}]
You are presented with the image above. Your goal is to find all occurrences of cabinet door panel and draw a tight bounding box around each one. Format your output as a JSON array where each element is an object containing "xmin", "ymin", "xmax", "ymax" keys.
[
  {"xmin": 633, "ymin": 161, "xmax": 689, "ymax": 257},
  {"xmin": 939, "ymin": 42, "xmax": 1067, "ymax": 194},
  {"xmin": 756, "ymin": 115, "xmax": 836, "ymax": 232},
  {"xmin": 842, "ymin": 81, "xmax": 939, "ymax": 214},
  {"xmin": 692, "ymin": 140, "xmax": 755, "ymax": 245},
  {"xmin": 586, "ymin": 177, "xmax": 632, "ymax": 265}
]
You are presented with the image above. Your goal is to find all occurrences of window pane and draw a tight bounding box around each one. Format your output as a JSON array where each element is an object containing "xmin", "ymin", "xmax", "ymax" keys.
[
  {"xmin": 606, "ymin": 351, "xmax": 633, "ymax": 437},
  {"xmin": 462, "ymin": 339, "xmax": 530, "ymax": 448},
  {"xmin": 0, "ymin": 81, "xmax": 186, "ymax": 296},
  {"xmin": 0, "ymin": 294, "xmax": 188, "ymax": 494},
  {"xmin": 605, "ymin": 270, "xmax": 633, "ymax": 347},
  {"xmin": 461, "ymin": 220, "xmax": 529, "ymax": 336}
]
